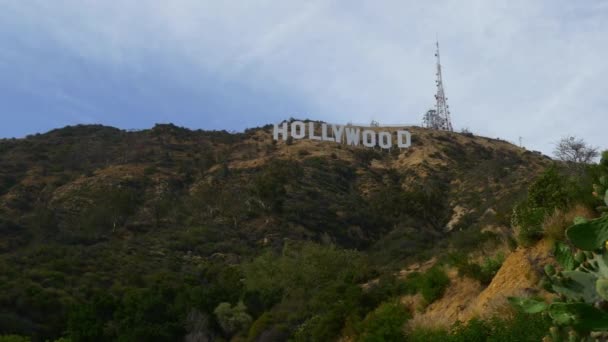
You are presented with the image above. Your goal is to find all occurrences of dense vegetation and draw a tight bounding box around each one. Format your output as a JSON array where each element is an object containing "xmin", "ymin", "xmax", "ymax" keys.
[
  {"xmin": 0, "ymin": 123, "xmax": 557, "ymax": 341},
  {"xmin": 407, "ymin": 311, "xmax": 552, "ymax": 341},
  {"xmin": 510, "ymin": 151, "xmax": 608, "ymax": 341}
]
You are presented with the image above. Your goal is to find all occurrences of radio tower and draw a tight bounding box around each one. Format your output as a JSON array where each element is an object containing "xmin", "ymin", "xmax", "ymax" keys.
[{"xmin": 423, "ymin": 41, "xmax": 453, "ymax": 131}]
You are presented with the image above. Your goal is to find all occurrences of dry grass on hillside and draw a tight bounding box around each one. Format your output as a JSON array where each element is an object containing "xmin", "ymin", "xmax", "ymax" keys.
[
  {"xmin": 542, "ymin": 204, "xmax": 597, "ymax": 241},
  {"xmin": 404, "ymin": 268, "xmax": 483, "ymax": 330},
  {"xmin": 404, "ymin": 239, "xmax": 555, "ymax": 332}
]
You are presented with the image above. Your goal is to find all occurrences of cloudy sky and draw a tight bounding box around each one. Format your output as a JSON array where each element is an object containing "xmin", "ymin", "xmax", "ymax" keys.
[{"xmin": 1, "ymin": 1, "xmax": 607, "ymax": 155}]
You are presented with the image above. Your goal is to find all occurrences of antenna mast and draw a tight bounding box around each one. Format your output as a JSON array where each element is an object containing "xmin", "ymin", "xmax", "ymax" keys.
[{"xmin": 423, "ymin": 41, "xmax": 454, "ymax": 131}]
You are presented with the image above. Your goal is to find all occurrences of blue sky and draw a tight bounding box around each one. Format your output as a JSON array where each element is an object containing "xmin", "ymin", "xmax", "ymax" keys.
[{"xmin": 1, "ymin": 1, "xmax": 607, "ymax": 155}]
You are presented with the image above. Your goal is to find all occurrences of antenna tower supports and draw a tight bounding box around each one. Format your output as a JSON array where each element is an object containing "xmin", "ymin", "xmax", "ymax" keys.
[{"xmin": 423, "ymin": 41, "xmax": 453, "ymax": 131}]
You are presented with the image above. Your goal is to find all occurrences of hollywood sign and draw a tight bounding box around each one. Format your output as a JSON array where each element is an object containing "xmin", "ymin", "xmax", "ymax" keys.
[{"xmin": 273, "ymin": 121, "xmax": 411, "ymax": 149}]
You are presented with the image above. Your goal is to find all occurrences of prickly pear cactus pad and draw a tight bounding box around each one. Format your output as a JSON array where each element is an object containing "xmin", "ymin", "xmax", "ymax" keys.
[
  {"xmin": 597, "ymin": 278, "xmax": 608, "ymax": 301},
  {"xmin": 566, "ymin": 216, "xmax": 608, "ymax": 251},
  {"xmin": 510, "ymin": 215, "xmax": 608, "ymax": 340},
  {"xmin": 593, "ymin": 156, "xmax": 608, "ymax": 212}
]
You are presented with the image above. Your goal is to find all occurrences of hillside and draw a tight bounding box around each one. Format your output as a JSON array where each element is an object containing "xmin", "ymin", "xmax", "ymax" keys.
[
  {"xmin": 0, "ymin": 123, "xmax": 550, "ymax": 250},
  {"xmin": 0, "ymin": 122, "xmax": 553, "ymax": 340}
]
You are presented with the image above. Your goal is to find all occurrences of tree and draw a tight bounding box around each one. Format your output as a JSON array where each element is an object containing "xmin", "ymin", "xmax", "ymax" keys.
[
  {"xmin": 511, "ymin": 166, "xmax": 573, "ymax": 246},
  {"xmin": 213, "ymin": 302, "xmax": 252, "ymax": 338},
  {"xmin": 553, "ymin": 136, "xmax": 598, "ymax": 164},
  {"xmin": 357, "ymin": 301, "xmax": 410, "ymax": 342}
]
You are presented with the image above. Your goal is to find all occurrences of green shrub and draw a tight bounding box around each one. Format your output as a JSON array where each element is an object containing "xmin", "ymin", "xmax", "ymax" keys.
[
  {"xmin": 352, "ymin": 148, "xmax": 382, "ymax": 166},
  {"xmin": 249, "ymin": 159, "xmax": 302, "ymax": 213},
  {"xmin": 247, "ymin": 312, "xmax": 273, "ymax": 341},
  {"xmin": 67, "ymin": 305, "xmax": 105, "ymax": 341},
  {"xmin": 479, "ymin": 253, "xmax": 505, "ymax": 284},
  {"xmin": 0, "ymin": 336, "xmax": 31, "ymax": 342},
  {"xmin": 111, "ymin": 288, "xmax": 185, "ymax": 341},
  {"xmin": 457, "ymin": 261, "xmax": 482, "ymax": 280},
  {"xmin": 243, "ymin": 242, "xmax": 368, "ymax": 340},
  {"xmin": 363, "ymin": 274, "xmax": 410, "ymax": 307},
  {"xmin": 448, "ymin": 228, "xmax": 500, "ymax": 253},
  {"xmin": 407, "ymin": 311, "xmax": 551, "ymax": 341},
  {"xmin": 75, "ymin": 185, "xmax": 142, "ymax": 238},
  {"xmin": 406, "ymin": 266, "xmax": 450, "ymax": 304},
  {"xmin": 512, "ymin": 166, "xmax": 574, "ymax": 246},
  {"xmin": 449, "ymin": 252, "xmax": 504, "ymax": 285},
  {"xmin": 357, "ymin": 301, "xmax": 410, "ymax": 342},
  {"xmin": 420, "ymin": 267, "xmax": 450, "ymax": 303},
  {"xmin": 243, "ymin": 242, "xmax": 364, "ymax": 301},
  {"xmin": 407, "ymin": 327, "xmax": 449, "ymax": 342},
  {"xmin": 214, "ymin": 302, "xmax": 252, "ymax": 338},
  {"xmin": 511, "ymin": 212, "xmax": 608, "ymax": 340},
  {"xmin": 512, "ymin": 204, "xmax": 546, "ymax": 246}
]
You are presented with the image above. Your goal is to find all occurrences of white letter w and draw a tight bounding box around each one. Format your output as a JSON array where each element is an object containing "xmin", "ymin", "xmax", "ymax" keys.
[{"xmin": 345, "ymin": 127, "xmax": 360, "ymax": 146}]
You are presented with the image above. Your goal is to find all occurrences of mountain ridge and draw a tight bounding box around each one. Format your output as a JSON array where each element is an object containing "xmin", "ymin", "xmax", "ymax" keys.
[
  {"xmin": 0, "ymin": 122, "xmax": 550, "ymax": 250},
  {"xmin": 0, "ymin": 121, "xmax": 554, "ymax": 339}
]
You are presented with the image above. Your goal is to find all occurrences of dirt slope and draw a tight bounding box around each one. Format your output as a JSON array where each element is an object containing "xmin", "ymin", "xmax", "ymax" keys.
[{"xmin": 405, "ymin": 239, "xmax": 555, "ymax": 331}]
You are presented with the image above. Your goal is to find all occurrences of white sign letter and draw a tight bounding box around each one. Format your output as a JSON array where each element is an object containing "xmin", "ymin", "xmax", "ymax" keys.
[
  {"xmin": 321, "ymin": 123, "xmax": 334, "ymax": 141},
  {"xmin": 378, "ymin": 131, "xmax": 392, "ymax": 149},
  {"xmin": 291, "ymin": 121, "xmax": 306, "ymax": 139},
  {"xmin": 362, "ymin": 130, "xmax": 376, "ymax": 147},
  {"xmin": 345, "ymin": 127, "xmax": 360, "ymax": 146},
  {"xmin": 332, "ymin": 125, "xmax": 344, "ymax": 144},
  {"xmin": 273, "ymin": 122, "xmax": 288, "ymax": 141},
  {"xmin": 308, "ymin": 122, "xmax": 321, "ymax": 140},
  {"xmin": 397, "ymin": 130, "xmax": 411, "ymax": 148}
]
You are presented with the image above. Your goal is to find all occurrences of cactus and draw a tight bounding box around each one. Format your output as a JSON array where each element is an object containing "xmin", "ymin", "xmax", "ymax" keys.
[
  {"xmin": 548, "ymin": 303, "xmax": 608, "ymax": 331},
  {"xmin": 593, "ymin": 155, "xmax": 608, "ymax": 212},
  {"xmin": 545, "ymin": 264, "xmax": 556, "ymax": 277},
  {"xmin": 602, "ymin": 151, "xmax": 608, "ymax": 168},
  {"xmin": 566, "ymin": 215, "xmax": 608, "ymax": 251},
  {"xmin": 510, "ymin": 214, "xmax": 608, "ymax": 340},
  {"xmin": 574, "ymin": 251, "xmax": 586, "ymax": 264},
  {"xmin": 597, "ymin": 279, "xmax": 608, "ymax": 301},
  {"xmin": 552, "ymin": 270, "xmax": 602, "ymax": 303},
  {"xmin": 554, "ymin": 241, "xmax": 576, "ymax": 271},
  {"xmin": 508, "ymin": 297, "xmax": 547, "ymax": 313},
  {"xmin": 510, "ymin": 152, "xmax": 608, "ymax": 340}
]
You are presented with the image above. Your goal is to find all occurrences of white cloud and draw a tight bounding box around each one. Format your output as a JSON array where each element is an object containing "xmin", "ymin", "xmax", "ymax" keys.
[{"xmin": 1, "ymin": 0, "xmax": 607, "ymax": 154}]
